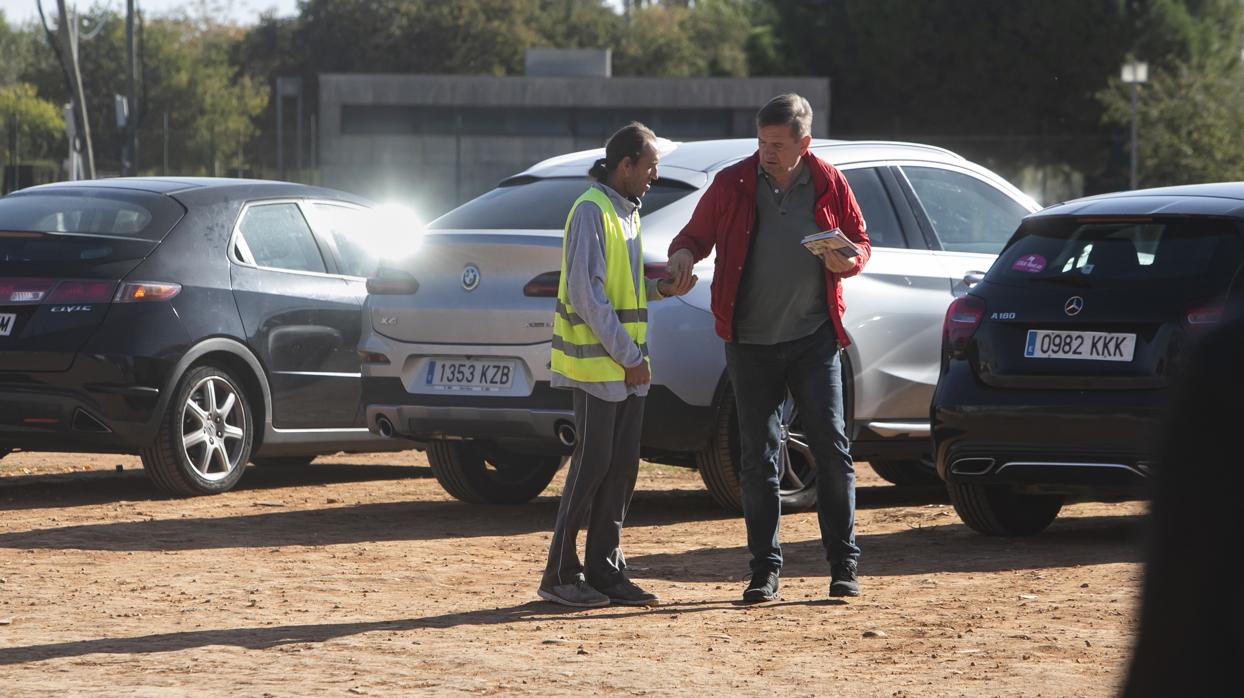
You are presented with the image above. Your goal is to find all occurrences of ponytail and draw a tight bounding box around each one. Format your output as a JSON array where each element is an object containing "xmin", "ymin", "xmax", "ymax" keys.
[{"xmin": 587, "ymin": 121, "xmax": 657, "ymax": 181}]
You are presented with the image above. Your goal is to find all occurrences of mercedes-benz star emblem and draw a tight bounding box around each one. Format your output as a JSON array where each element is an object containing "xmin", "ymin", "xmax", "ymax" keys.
[
  {"xmin": 461, "ymin": 264, "xmax": 481, "ymax": 292},
  {"xmin": 1064, "ymin": 296, "xmax": 1084, "ymax": 316}
]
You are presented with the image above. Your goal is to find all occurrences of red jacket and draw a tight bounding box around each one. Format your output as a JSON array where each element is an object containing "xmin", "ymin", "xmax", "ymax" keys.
[{"xmin": 668, "ymin": 151, "xmax": 871, "ymax": 346}]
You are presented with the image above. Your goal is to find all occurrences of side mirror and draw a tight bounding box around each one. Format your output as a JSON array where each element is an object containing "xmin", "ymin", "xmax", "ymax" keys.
[{"xmin": 366, "ymin": 269, "xmax": 420, "ymax": 295}]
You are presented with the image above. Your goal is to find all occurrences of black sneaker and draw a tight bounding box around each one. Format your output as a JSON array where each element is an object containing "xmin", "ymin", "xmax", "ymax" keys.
[
  {"xmin": 595, "ymin": 578, "xmax": 659, "ymax": 606},
  {"xmin": 742, "ymin": 570, "xmax": 780, "ymax": 602},
  {"xmin": 829, "ymin": 561, "xmax": 860, "ymax": 597}
]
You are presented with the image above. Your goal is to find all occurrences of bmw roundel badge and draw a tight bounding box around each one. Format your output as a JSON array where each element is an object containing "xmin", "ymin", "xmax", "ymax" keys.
[{"xmin": 462, "ymin": 264, "xmax": 481, "ymax": 292}]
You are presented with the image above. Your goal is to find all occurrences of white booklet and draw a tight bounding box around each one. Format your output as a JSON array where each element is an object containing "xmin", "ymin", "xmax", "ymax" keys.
[{"xmin": 801, "ymin": 228, "xmax": 861, "ymax": 259}]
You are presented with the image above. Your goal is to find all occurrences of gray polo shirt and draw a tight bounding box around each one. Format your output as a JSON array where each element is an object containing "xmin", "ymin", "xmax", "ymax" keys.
[{"xmin": 733, "ymin": 161, "xmax": 829, "ymax": 345}]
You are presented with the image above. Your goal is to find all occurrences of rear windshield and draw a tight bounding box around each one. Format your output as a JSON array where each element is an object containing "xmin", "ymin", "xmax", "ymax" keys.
[
  {"xmin": 0, "ymin": 189, "xmax": 184, "ymax": 241},
  {"xmin": 429, "ymin": 177, "xmax": 696, "ymax": 230},
  {"xmin": 990, "ymin": 216, "xmax": 1244, "ymax": 290}
]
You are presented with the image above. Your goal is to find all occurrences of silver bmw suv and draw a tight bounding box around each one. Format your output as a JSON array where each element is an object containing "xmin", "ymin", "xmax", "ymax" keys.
[{"xmin": 359, "ymin": 139, "xmax": 1038, "ymax": 510}]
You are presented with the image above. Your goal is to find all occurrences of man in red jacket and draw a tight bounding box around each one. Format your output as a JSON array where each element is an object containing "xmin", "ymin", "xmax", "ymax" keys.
[{"xmin": 665, "ymin": 94, "xmax": 871, "ymax": 601}]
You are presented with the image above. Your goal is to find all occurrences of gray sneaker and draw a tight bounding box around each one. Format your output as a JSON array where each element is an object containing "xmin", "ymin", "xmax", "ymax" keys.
[
  {"xmin": 595, "ymin": 578, "xmax": 659, "ymax": 606},
  {"xmin": 538, "ymin": 580, "xmax": 610, "ymax": 608}
]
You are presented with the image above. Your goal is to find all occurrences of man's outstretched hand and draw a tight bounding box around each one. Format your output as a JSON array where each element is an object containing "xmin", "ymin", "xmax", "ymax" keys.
[{"xmin": 665, "ymin": 249, "xmax": 698, "ymax": 296}]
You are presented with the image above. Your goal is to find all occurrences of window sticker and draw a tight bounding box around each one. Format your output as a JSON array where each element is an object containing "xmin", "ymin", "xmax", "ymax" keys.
[{"xmin": 1010, "ymin": 254, "xmax": 1047, "ymax": 273}]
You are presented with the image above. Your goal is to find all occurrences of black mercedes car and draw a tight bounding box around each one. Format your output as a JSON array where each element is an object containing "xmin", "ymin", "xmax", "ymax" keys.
[
  {"xmin": 932, "ymin": 183, "xmax": 1244, "ymax": 535},
  {"xmin": 0, "ymin": 178, "xmax": 411, "ymax": 495}
]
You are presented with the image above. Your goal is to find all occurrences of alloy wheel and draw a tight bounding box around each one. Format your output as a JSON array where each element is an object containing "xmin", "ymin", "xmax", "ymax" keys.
[
  {"xmin": 180, "ymin": 375, "xmax": 247, "ymax": 481},
  {"xmin": 777, "ymin": 394, "xmax": 816, "ymax": 497}
]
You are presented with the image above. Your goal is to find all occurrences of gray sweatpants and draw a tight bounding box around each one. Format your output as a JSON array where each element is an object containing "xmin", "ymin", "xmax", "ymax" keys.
[{"xmin": 541, "ymin": 389, "xmax": 645, "ymax": 589}]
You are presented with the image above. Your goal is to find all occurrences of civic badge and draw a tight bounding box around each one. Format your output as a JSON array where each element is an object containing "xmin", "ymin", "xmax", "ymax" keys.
[
  {"xmin": 461, "ymin": 264, "xmax": 481, "ymax": 292},
  {"xmin": 1064, "ymin": 296, "xmax": 1084, "ymax": 317}
]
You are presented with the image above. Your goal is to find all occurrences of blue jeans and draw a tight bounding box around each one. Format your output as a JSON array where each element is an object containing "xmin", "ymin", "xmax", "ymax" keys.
[{"xmin": 724, "ymin": 321, "xmax": 859, "ymax": 574}]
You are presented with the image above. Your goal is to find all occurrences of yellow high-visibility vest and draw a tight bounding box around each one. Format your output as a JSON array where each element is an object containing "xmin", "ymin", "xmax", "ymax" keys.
[{"xmin": 550, "ymin": 187, "xmax": 649, "ymax": 383}]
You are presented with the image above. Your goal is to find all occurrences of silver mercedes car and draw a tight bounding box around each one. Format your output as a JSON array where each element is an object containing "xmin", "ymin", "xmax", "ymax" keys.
[{"xmin": 358, "ymin": 139, "xmax": 1039, "ymax": 510}]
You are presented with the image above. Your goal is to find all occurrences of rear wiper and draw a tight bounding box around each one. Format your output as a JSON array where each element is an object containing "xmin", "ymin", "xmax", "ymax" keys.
[{"xmin": 1029, "ymin": 271, "xmax": 1092, "ymax": 287}]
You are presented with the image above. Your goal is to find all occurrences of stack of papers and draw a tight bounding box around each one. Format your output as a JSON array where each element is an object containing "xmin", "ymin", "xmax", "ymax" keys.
[{"xmin": 801, "ymin": 228, "xmax": 861, "ymax": 259}]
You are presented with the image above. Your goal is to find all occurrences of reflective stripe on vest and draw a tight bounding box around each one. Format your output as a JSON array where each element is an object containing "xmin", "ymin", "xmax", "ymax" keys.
[{"xmin": 550, "ymin": 187, "xmax": 648, "ymax": 383}]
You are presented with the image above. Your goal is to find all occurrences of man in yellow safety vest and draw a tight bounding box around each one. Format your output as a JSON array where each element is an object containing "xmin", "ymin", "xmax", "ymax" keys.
[{"xmin": 539, "ymin": 122, "xmax": 696, "ymax": 608}]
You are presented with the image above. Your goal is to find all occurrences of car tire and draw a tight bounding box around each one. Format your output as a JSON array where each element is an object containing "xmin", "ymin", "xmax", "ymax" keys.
[
  {"xmin": 947, "ymin": 481, "xmax": 1063, "ymax": 536},
  {"xmin": 428, "ymin": 439, "xmax": 563, "ymax": 504},
  {"xmin": 869, "ymin": 458, "xmax": 941, "ymax": 487},
  {"xmin": 141, "ymin": 364, "xmax": 255, "ymax": 496},
  {"xmin": 251, "ymin": 456, "xmax": 316, "ymax": 468},
  {"xmin": 697, "ymin": 384, "xmax": 819, "ymax": 514}
]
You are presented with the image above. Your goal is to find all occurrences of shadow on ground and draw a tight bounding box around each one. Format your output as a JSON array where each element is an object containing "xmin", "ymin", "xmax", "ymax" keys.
[
  {"xmin": 0, "ymin": 598, "xmax": 836, "ymax": 666},
  {"xmin": 0, "ymin": 462, "xmax": 430, "ymax": 510},
  {"xmin": 0, "ymin": 482, "xmax": 737, "ymax": 551},
  {"xmin": 629, "ymin": 512, "xmax": 1145, "ymax": 579}
]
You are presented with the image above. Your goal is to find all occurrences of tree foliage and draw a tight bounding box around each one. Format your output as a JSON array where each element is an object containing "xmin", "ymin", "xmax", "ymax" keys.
[
  {"xmin": 6, "ymin": 0, "xmax": 1244, "ymax": 189},
  {"xmin": 0, "ymin": 82, "xmax": 65, "ymax": 161},
  {"xmin": 19, "ymin": 8, "xmax": 270, "ymax": 175},
  {"xmin": 1100, "ymin": 60, "xmax": 1244, "ymax": 187}
]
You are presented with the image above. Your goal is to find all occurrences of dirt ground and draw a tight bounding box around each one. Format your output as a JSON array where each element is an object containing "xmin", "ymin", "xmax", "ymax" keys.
[{"xmin": 0, "ymin": 449, "xmax": 1145, "ymax": 696}]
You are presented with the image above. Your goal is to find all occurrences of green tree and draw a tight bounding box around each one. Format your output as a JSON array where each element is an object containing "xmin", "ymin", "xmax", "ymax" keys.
[
  {"xmin": 763, "ymin": 0, "xmax": 1244, "ymax": 192},
  {"xmin": 0, "ymin": 82, "xmax": 65, "ymax": 162},
  {"xmin": 187, "ymin": 30, "xmax": 270, "ymax": 175},
  {"xmin": 1, "ymin": 13, "xmax": 38, "ymax": 87},
  {"xmin": 613, "ymin": 0, "xmax": 752, "ymax": 77},
  {"xmin": 20, "ymin": 8, "xmax": 270, "ymax": 176},
  {"xmin": 1100, "ymin": 60, "xmax": 1244, "ymax": 186}
]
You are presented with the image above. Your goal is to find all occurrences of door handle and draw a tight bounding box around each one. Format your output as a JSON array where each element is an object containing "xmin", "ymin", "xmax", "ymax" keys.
[{"xmin": 962, "ymin": 270, "xmax": 987, "ymax": 287}]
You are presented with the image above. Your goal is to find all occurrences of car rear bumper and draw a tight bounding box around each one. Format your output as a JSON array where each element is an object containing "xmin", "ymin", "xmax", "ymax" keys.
[
  {"xmin": 932, "ymin": 362, "xmax": 1165, "ymax": 492},
  {"xmin": 362, "ymin": 377, "xmax": 715, "ymax": 461},
  {"xmin": 0, "ymin": 365, "xmax": 165, "ymax": 452}
]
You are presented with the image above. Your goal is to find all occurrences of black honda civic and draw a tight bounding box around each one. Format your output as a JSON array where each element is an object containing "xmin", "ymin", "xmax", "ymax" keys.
[
  {"xmin": 0, "ymin": 178, "xmax": 411, "ymax": 495},
  {"xmin": 932, "ymin": 182, "xmax": 1244, "ymax": 535}
]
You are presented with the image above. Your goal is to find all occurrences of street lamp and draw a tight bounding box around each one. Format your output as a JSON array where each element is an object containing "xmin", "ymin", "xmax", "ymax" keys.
[{"xmin": 1121, "ymin": 60, "xmax": 1148, "ymax": 190}]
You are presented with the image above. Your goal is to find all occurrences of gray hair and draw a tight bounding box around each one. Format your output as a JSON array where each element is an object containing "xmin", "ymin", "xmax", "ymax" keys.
[{"xmin": 756, "ymin": 93, "xmax": 813, "ymax": 141}]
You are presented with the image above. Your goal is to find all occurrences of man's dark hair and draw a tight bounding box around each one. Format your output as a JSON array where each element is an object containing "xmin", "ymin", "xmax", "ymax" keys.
[
  {"xmin": 756, "ymin": 93, "xmax": 813, "ymax": 141},
  {"xmin": 588, "ymin": 122, "xmax": 657, "ymax": 180}
]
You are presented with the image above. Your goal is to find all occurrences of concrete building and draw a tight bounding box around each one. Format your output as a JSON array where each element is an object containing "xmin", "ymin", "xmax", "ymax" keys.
[{"xmin": 317, "ymin": 71, "xmax": 830, "ymax": 218}]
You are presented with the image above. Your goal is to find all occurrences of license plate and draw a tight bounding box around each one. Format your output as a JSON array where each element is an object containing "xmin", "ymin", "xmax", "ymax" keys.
[
  {"xmin": 1024, "ymin": 329, "xmax": 1136, "ymax": 362},
  {"xmin": 425, "ymin": 358, "xmax": 516, "ymax": 390},
  {"xmin": 0, "ymin": 313, "xmax": 14, "ymax": 337}
]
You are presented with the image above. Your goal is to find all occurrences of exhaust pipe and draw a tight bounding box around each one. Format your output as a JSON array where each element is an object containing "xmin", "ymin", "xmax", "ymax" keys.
[
  {"xmin": 555, "ymin": 420, "xmax": 577, "ymax": 447},
  {"xmin": 375, "ymin": 416, "xmax": 395, "ymax": 438},
  {"xmin": 950, "ymin": 457, "xmax": 995, "ymax": 476}
]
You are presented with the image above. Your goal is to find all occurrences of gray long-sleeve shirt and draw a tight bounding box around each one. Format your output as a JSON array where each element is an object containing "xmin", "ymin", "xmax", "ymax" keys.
[{"xmin": 551, "ymin": 182, "xmax": 665, "ymax": 402}]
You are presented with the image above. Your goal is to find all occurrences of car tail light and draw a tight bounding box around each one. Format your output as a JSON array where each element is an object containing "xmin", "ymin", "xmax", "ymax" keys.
[
  {"xmin": 1185, "ymin": 300, "xmax": 1224, "ymax": 327},
  {"xmin": 114, "ymin": 282, "xmax": 182, "ymax": 303},
  {"xmin": 1, "ymin": 277, "xmax": 56, "ymax": 304},
  {"xmin": 366, "ymin": 273, "xmax": 420, "ymax": 295},
  {"xmin": 643, "ymin": 262, "xmax": 668, "ymax": 280},
  {"xmin": 943, "ymin": 295, "xmax": 986, "ymax": 354},
  {"xmin": 47, "ymin": 280, "xmax": 117, "ymax": 304},
  {"xmin": 523, "ymin": 271, "xmax": 560, "ymax": 297},
  {"xmin": 358, "ymin": 351, "xmax": 390, "ymax": 365}
]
